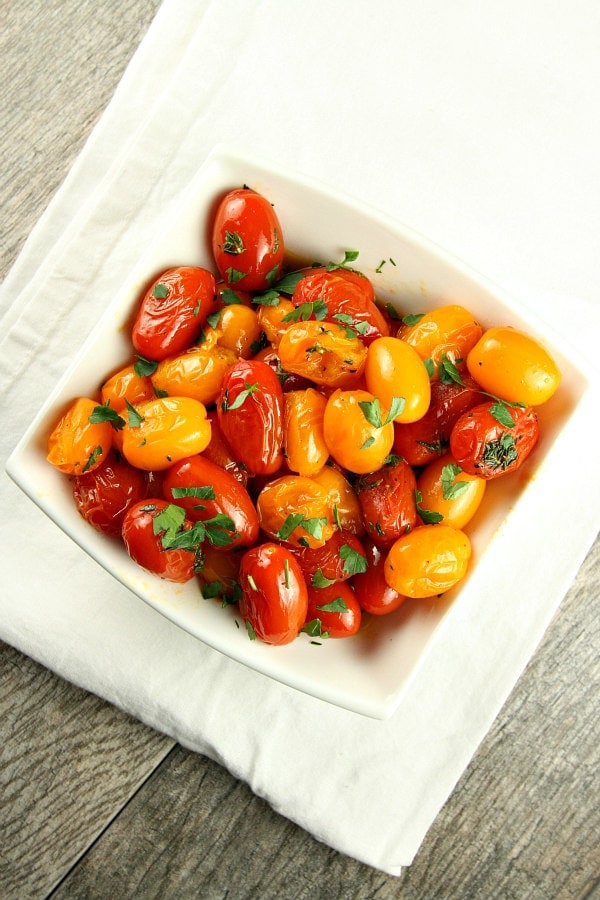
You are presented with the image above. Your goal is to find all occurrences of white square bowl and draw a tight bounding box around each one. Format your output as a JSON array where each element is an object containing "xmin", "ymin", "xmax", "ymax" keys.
[{"xmin": 5, "ymin": 146, "xmax": 596, "ymax": 719}]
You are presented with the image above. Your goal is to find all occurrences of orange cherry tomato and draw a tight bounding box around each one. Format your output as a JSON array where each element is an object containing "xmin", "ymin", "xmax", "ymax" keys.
[
  {"xmin": 47, "ymin": 397, "xmax": 113, "ymax": 475},
  {"xmin": 398, "ymin": 304, "xmax": 483, "ymax": 374},
  {"xmin": 384, "ymin": 524, "xmax": 471, "ymax": 599},
  {"xmin": 256, "ymin": 298, "xmax": 296, "ymax": 346},
  {"xmin": 101, "ymin": 363, "xmax": 155, "ymax": 412},
  {"xmin": 121, "ymin": 396, "xmax": 211, "ymax": 471},
  {"xmin": 305, "ymin": 581, "xmax": 362, "ymax": 639},
  {"xmin": 466, "ymin": 326, "xmax": 561, "ymax": 406},
  {"xmin": 151, "ymin": 344, "xmax": 237, "ymax": 405},
  {"xmin": 278, "ymin": 320, "xmax": 367, "ymax": 389},
  {"xmin": 214, "ymin": 303, "xmax": 262, "ymax": 358},
  {"xmin": 311, "ymin": 465, "xmax": 365, "ymax": 535},
  {"xmin": 239, "ymin": 542, "xmax": 308, "ymax": 645},
  {"xmin": 323, "ymin": 389, "xmax": 395, "ymax": 474},
  {"xmin": 365, "ymin": 336, "xmax": 431, "ymax": 423},
  {"xmin": 283, "ymin": 388, "xmax": 329, "ymax": 476},
  {"xmin": 256, "ymin": 475, "xmax": 336, "ymax": 549},
  {"xmin": 416, "ymin": 453, "xmax": 486, "ymax": 529}
]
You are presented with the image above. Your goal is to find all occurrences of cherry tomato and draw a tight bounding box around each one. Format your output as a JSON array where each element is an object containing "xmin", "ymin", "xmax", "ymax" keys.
[
  {"xmin": 323, "ymin": 389, "xmax": 395, "ymax": 474},
  {"xmin": 214, "ymin": 303, "xmax": 262, "ymax": 358},
  {"xmin": 212, "ymin": 188, "xmax": 285, "ymax": 292},
  {"xmin": 277, "ymin": 320, "xmax": 367, "ymax": 389},
  {"xmin": 131, "ymin": 267, "xmax": 217, "ymax": 361},
  {"xmin": 122, "ymin": 498, "xmax": 197, "ymax": 582},
  {"xmin": 311, "ymin": 464, "xmax": 365, "ymax": 535},
  {"xmin": 217, "ymin": 358, "xmax": 284, "ymax": 476},
  {"xmin": 416, "ymin": 453, "xmax": 486, "ymax": 529},
  {"xmin": 284, "ymin": 388, "xmax": 329, "ymax": 476},
  {"xmin": 47, "ymin": 397, "xmax": 113, "ymax": 475},
  {"xmin": 162, "ymin": 455, "xmax": 259, "ymax": 548},
  {"xmin": 254, "ymin": 346, "xmax": 313, "ymax": 392},
  {"xmin": 355, "ymin": 457, "xmax": 418, "ymax": 547},
  {"xmin": 256, "ymin": 475, "xmax": 336, "ymax": 549},
  {"xmin": 290, "ymin": 529, "xmax": 367, "ymax": 585},
  {"xmin": 292, "ymin": 267, "xmax": 389, "ymax": 344},
  {"xmin": 384, "ymin": 524, "xmax": 471, "ymax": 599},
  {"xmin": 202, "ymin": 410, "xmax": 249, "ymax": 485},
  {"xmin": 239, "ymin": 542, "xmax": 308, "ymax": 645},
  {"xmin": 71, "ymin": 450, "xmax": 148, "ymax": 536},
  {"xmin": 392, "ymin": 370, "xmax": 482, "ymax": 466},
  {"xmin": 151, "ymin": 343, "xmax": 237, "ymax": 406},
  {"xmin": 450, "ymin": 401, "xmax": 539, "ymax": 479},
  {"xmin": 305, "ymin": 581, "xmax": 362, "ymax": 639},
  {"xmin": 121, "ymin": 396, "xmax": 211, "ymax": 471},
  {"xmin": 467, "ymin": 326, "xmax": 561, "ymax": 406},
  {"xmin": 256, "ymin": 298, "xmax": 295, "ymax": 346},
  {"xmin": 101, "ymin": 363, "xmax": 155, "ymax": 412},
  {"xmin": 197, "ymin": 544, "xmax": 242, "ymax": 605},
  {"xmin": 352, "ymin": 540, "xmax": 406, "ymax": 616},
  {"xmin": 398, "ymin": 304, "xmax": 483, "ymax": 374},
  {"xmin": 365, "ymin": 336, "xmax": 431, "ymax": 424}
]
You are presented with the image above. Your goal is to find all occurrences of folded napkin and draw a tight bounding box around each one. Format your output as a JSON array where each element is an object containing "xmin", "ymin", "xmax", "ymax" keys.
[{"xmin": 2, "ymin": 0, "xmax": 599, "ymax": 874}]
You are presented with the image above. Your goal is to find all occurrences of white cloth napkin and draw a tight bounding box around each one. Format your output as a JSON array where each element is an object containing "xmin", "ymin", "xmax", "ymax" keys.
[{"xmin": 2, "ymin": 0, "xmax": 599, "ymax": 875}]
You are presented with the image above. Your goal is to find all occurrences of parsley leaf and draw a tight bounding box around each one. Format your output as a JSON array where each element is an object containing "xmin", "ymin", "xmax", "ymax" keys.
[
  {"xmin": 125, "ymin": 398, "xmax": 145, "ymax": 428},
  {"xmin": 317, "ymin": 597, "xmax": 349, "ymax": 613},
  {"xmin": 402, "ymin": 312, "xmax": 424, "ymax": 326},
  {"xmin": 134, "ymin": 355, "xmax": 158, "ymax": 377},
  {"xmin": 88, "ymin": 403, "xmax": 125, "ymax": 431},
  {"xmin": 311, "ymin": 569, "xmax": 336, "ymax": 588},
  {"xmin": 438, "ymin": 354, "xmax": 465, "ymax": 386},
  {"xmin": 358, "ymin": 396, "xmax": 405, "ymax": 428},
  {"xmin": 415, "ymin": 489, "xmax": 444, "ymax": 524},
  {"xmin": 223, "ymin": 231, "xmax": 244, "ymax": 254},
  {"xmin": 282, "ymin": 299, "xmax": 329, "ymax": 323},
  {"xmin": 440, "ymin": 463, "xmax": 469, "ymax": 500},
  {"xmin": 221, "ymin": 382, "xmax": 260, "ymax": 412},
  {"xmin": 152, "ymin": 283, "xmax": 169, "ymax": 299},
  {"xmin": 339, "ymin": 543, "xmax": 367, "ymax": 576}
]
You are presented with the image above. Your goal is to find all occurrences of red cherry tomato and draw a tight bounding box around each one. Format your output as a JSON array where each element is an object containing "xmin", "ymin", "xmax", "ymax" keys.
[
  {"xmin": 305, "ymin": 581, "xmax": 362, "ymax": 639},
  {"xmin": 122, "ymin": 499, "xmax": 197, "ymax": 582},
  {"xmin": 355, "ymin": 458, "xmax": 418, "ymax": 547},
  {"xmin": 202, "ymin": 410, "xmax": 249, "ymax": 485},
  {"xmin": 239, "ymin": 542, "xmax": 308, "ymax": 645},
  {"xmin": 162, "ymin": 455, "xmax": 259, "ymax": 548},
  {"xmin": 352, "ymin": 539, "xmax": 406, "ymax": 616},
  {"xmin": 131, "ymin": 266, "xmax": 217, "ymax": 361},
  {"xmin": 291, "ymin": 267, "xmax": 389, "ymax": 344},
  {"xmin": 212, "ymin": 188, "xmax": 286, "ymax": 292},
  {"xmin": 290, "ymin": 529, "xmax": 367, "ymax": 585},
  {"xmin": 450, "ymin": 401, "xmax": 539, "ymax": 479},
  {"xmin": 72, "ymin": 450, "xmax": 148, "ymax": 536},
  {"xmin": 217, "ymin": 358, "xmax": 284, "ymax": 476},
  {"xmin": 393, "ymin": 370, "xmax": 481, "ymax": 466}
]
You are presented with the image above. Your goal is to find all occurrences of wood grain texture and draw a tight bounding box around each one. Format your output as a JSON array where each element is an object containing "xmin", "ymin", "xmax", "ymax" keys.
[{"xmin": 1, "ymin": 2, "xmax": 599, "ymax": 898}]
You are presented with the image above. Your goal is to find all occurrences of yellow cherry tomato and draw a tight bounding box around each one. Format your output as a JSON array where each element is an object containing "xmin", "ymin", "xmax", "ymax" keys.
[
  {"xmin": 257, "ymin": 298, "xmax": 295, "ymax": 346},
  {"xmin": 384, "ymin": 524, "xmax": 471, "ymax": 598},
  {"xmin": 365, "ymin": 336, "xmax": 431, "ymax": 423},
  {"xmin": 284, "ymin": 388, "xmax": 329, "ymax": 476},
  {"xmin": 398, "ymin": 304, "xmax": 483, "ymax": 374},
  {"xmin": 278, "ymin": 320, "xmax": 367, "ymax": 388},
  {"xmin": 416, "ymin": 453, "xmax": 486, "ymax": 529},
  {"xmin": 121, "ymin": 396, "xmax": 211, "ymax": 470},
  {"xmin": 466, "ymin": 326, "xmax": 561, "ymax": 406},
  {"xmin": 311, "ymin": 464, "xmax": 365, "ymax": 535},
  {"xmin": 323, "ymin": 389, "xmax": 395, "ymax": 474},
  {"xmin": 47, "ymin": 397, "xmax": 113, "ymax": 475},
  {"xmin": 151, "ymin": 344, "xmax": 237, "ymax": 405},
  {"xmin": 256, "ymin": 475, "xmax": 336, "ymax": 549},
  {"xmin": 101, "ymin": 363, "xmax": 155, "ymax": 412},
  {"xmin": 215, "ymin": 304, "xmax": 262, "ymax": 358}
]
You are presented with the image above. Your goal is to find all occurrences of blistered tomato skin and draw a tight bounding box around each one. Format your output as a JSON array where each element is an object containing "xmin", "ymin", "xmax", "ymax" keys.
[
  {"xmin": 162, "ymin": 455, "xmax": 259, "ymax": 548},
  {"xmin": 284, "ymin": 388, "xmax": 328, "ymax": 476},
  {"xmin": 101, "ymin": 364, "xmax": 155, "ymax": 412},
  {"xmin": 416, "ymin": 454, "xmax": 486, "ymax": 529},
  {"xmin": 311, "ymin": 465, "xmax": 365, "ymax": 535},
  {"xmin": 398, "ymin": 304, "xmax": 483, "ymax": 373},
  {"xmin": 352, "ymin": 540, "xmax": 406, "ymax": 616},
  {"xmin": 355, "ymin": 458, "xmax": 418, "ymax": 547},
  {"xmin": 212, "ymin": 188, "xmax": 285, "ymax": 292},
  {"xmin": 323, "ymin": 389, "xmax": 395, "ymax": 474},
  {"xmin": 217, "ymin": 358, "xmax": 284, "ymax": 476},
  {"xmin": 278, "ymin": 320, "xmax": 367, "ymax": 389},
  {"xmin": 131, "ymin": 267, "xmax": 217, "ymax": 361},
  {"xmin": 256, "ymin": 475, "xmax": 336, "ymax": 549},
  {"xmin": 467, "ymin": 326, "xmax": 561, "ymax": 406},
  {"xmin": 122, "ymin": 499, "xmax": 196, "ymax": 583},
  {"xmin": 450, "ymin": 401, "xmax": 539, "ymax": 479},
  {"xmin": 121, "ymin": 397, "xmax": 211, "ymax": 471},
  {"xmin": 72, "ymin": 450, "xmax": 148, "ymax": 536},
  {"xmin": 239, "ymin": 543, "xmax": 308, "ymax": 645},
  {"xmin": 365, "ymin": 337, "xmax": 431, "ymax": 423},
  {"xmin": 151, "ymin": 344, "xmax": 238, "ymax": 406},
  {"xmin": 290, "ymin": 529, "xmax": 367, "ymax": 584},
  {"xmin": 384, "ymin": 524, "xmax": 471, "ymax": 599},
  {"xmin": 305, "ymin": 581, "xmax": 362, "ymax": 639},
  {"xmin": 47, "ymin": 397, "xmax": 113, "ymax": 475}
]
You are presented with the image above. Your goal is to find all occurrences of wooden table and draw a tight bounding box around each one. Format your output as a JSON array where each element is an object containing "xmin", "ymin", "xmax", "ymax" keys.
[{"xmin": 2, "ymin": 3, "xmax": 599, "ymax": 897}]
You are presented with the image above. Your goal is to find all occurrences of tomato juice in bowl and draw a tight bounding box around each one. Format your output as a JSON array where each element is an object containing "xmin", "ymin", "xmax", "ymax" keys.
[{"xmin": 6, "ymin": 146, "xmax": 595, "ymax": 719}]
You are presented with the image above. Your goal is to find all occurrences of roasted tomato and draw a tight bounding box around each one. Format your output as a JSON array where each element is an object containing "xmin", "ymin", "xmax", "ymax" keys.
[
  {"xmin": 197, "ymin": 544, "xmax": 242, "ymax": 605},
  {"xmin": 365, "ymin": 336, "xmax": 431, "ymax": 424},
  {"xmin": 212, "ymin": 188, "xmax": 285, "ymax": 292},
  {"xmin": 352, "ymin": 539, "xmax": 406, "ymax": 616},
  {"xmin": 397, "ymin": 304, "xmax": 483, "ymax": 373},
  {"xmin": 467, "ymin": 326, "xmax": 561, "ymax": 406},
  {"xmin": 47, "ymin": 397, "xmax": 114, "ymax": 475},
  {"xmin": 122, "ymin": 499, "xmax": 197, "ymax": 582},
  {"xmin": 450, "ymin": 401, "xmax": 539, "ymax": 479},
  {"xmin": 101, "ymin": 363, "xmax": 155, "ymax": 412},
  {"xmin": 392, "ymin": 370, "xmax": 481, "ymax": 466},
  {"xmin": 217, "ymin": 358, "xmax": 284, "ymax": 476},
  {"xmin": 291, "ymin": 266, "xmax": 389, "ymax": 344},
  {"xmin": 214, "ymin": 303, "xmax": 262, "ymax": 358},
  {"xmin": 256, "ymin": 475, "xmax": 336, "ymax": 549},
  {"xmin": 290, "ymin": 529, "xmax": 367, "ymax": 585},
  {"xmin": 323, "ymin": 389, "xmax": 395, "ymax": 474},
  {"xmin": 201, "ymin": 410, "xmax": 249, "ymax": 484},
  {"xmin": 151, "ymin": 343, "xmax": 238, "ymax": 406},
  {"xmin": 355, "ymin": 457, "xmax": 418, "ymax": 547},
  {"xmin": 278, "ymin": 320, "xmax": 367, "ymax": 389},
  {"xmin": 72, "ymin": 450, "xmax": 148, "ymax": 536},
  {"xmin": 131, "ymin": 266, "xmax": 217, "ymax": 361},
  {"xmin": 239, "ymin": 542, "xmax": 308, "ymax": 645},
  {"xmin": 283, "ymin": 388, "xmax": 329, "ymax": 476},
  {"xmin": 311, "ymin": 465, "xmax": 365, "ymax": 535},
  {"xmin": 304, "ymin": 581, "xmax": 362, "ymax": 639},
  {"xmin": 416, "ymin": 453, "xmax": 486, "ymax": 529},
  {"xmin": 121, "ymin": 396, "xmax": 211, "ymax": 471},
  {"xmin": 162, "ymin": 455, "xmax": 259, "ymax": 548},
  {"xmin": 384, "ymin": 524, "xmax": 471, "ymax": 599}
]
